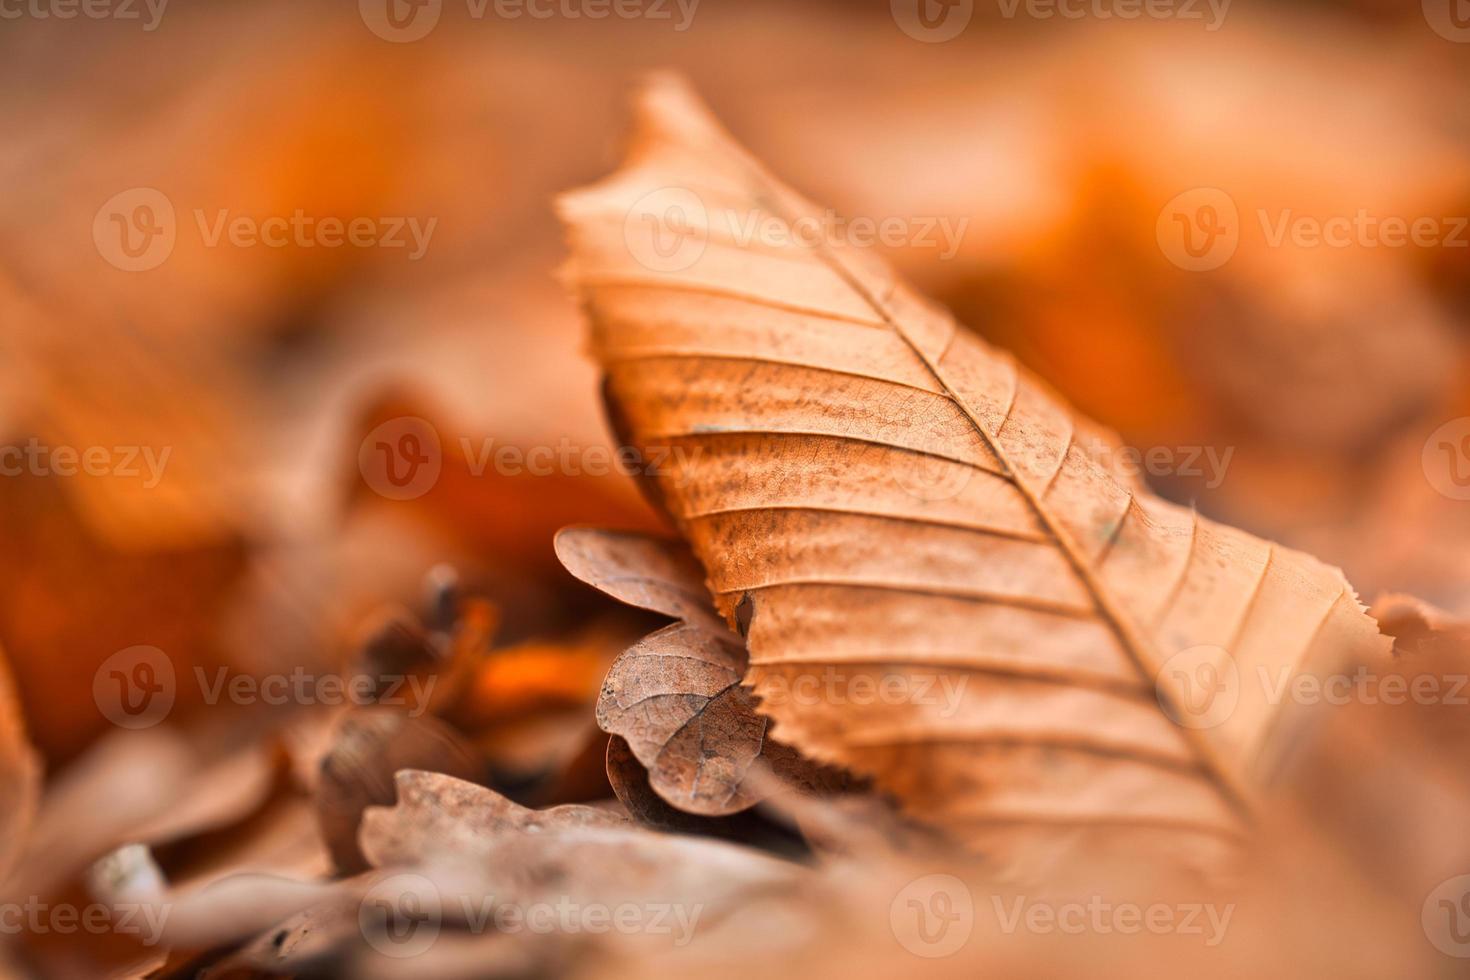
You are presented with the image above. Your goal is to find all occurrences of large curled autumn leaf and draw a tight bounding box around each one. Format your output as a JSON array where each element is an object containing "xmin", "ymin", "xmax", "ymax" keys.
[{"xmin": 557, "ymin": 75, "xmax": 1389, "ymax": 866}]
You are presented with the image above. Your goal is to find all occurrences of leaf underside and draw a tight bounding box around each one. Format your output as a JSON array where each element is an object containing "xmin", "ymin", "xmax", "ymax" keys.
[{"xmin": 557, "ymin": 527, "xmax": 846, "ymax": 816}]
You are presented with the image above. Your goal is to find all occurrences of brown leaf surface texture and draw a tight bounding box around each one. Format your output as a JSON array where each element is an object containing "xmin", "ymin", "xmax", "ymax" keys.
[
  {"xmin": 557, "ymin": 527, "xmax": 842, "ymax": 816},
  {"xmin": 360, "ymin": 769, "xmax": 629, "ymax": 870},
  {"xmin": 557, "ymin": 75, "xmax": 1389, "ymax": 862}
]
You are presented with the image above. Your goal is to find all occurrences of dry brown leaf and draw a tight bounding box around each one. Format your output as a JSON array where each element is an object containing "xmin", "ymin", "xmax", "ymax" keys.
[
  {"xmin": 352, "ymin": 770, "xmax": 810, "ymax": 976},
  {"xmin": 557, "ymin": 527, "xmax": 846, "ymax": 817},
  {"xmin": 360, "ymin": 771, "xmax": 809, "ymax": 904},
  {"xmin": 361, "ymin": 769, "xmax": 629, "ymax": 872},
  {"xmin": 557, "ymin": 75, "xmax": 1389, "ymax": 867},
  {"xmin": 7, "ymin": 730, "xmax": 273, "ymax": 903},
  {"xmin": 313, "ymin": 707, "xmax": 484, "ymax": 874},
  {"xmin": 5, "ymin": 731, "xmax": 319, "ymax": 978},
  {"xmin": 1370, "ymin": 592, "xmax": 1470, "ymax": 659},
  {"xmin": 604, "ymin": 734, "xmax": 811, "ymax": 854}
]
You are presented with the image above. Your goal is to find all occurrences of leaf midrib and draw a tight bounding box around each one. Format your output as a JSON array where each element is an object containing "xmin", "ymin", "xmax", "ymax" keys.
[{"xmin": 726, "ymin": 182, "xmax": 1257, "ymax": 827}]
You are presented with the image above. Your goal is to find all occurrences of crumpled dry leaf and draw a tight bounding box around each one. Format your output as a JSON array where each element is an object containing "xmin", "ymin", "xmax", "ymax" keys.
[
  {"xmin": 349, "ymin": 770, "xmax": 811, "ymax": 975},
  {"xmin": 360, "ymin": 770, "xmax": 807, "ymax": 907},
  {"xmin": 3, "ymin": 728, "xmax": 322, "ymax": 978},
  {"xmin": 603, "ymin": 735, "xmax": 815, "ymax": 857},
  {"xmin": 6, "ymin": 730, "xmax": 276, "ymax": 903},
  {"xmin": 557, "ymin": 527, "xmax": 847, "ymax": 817},
  {"xmin": 557, "ymin": 75, "xmax": 1389, "ymax": 868},
  {"xmin": 361, "ymin": 769, "xmax": 629, "ymax": 869}
]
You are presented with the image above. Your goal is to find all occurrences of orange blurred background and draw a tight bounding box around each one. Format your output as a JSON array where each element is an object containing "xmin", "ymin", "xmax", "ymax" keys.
[{"xmin": 2, "ymin": 0, "xmax": 1467, "ymax": 769}]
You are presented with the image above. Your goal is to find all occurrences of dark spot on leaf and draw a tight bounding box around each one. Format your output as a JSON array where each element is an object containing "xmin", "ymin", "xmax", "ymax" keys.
[{"xmin": 735, "ymin": 592, "xmax": 754, "ymax": 638}]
